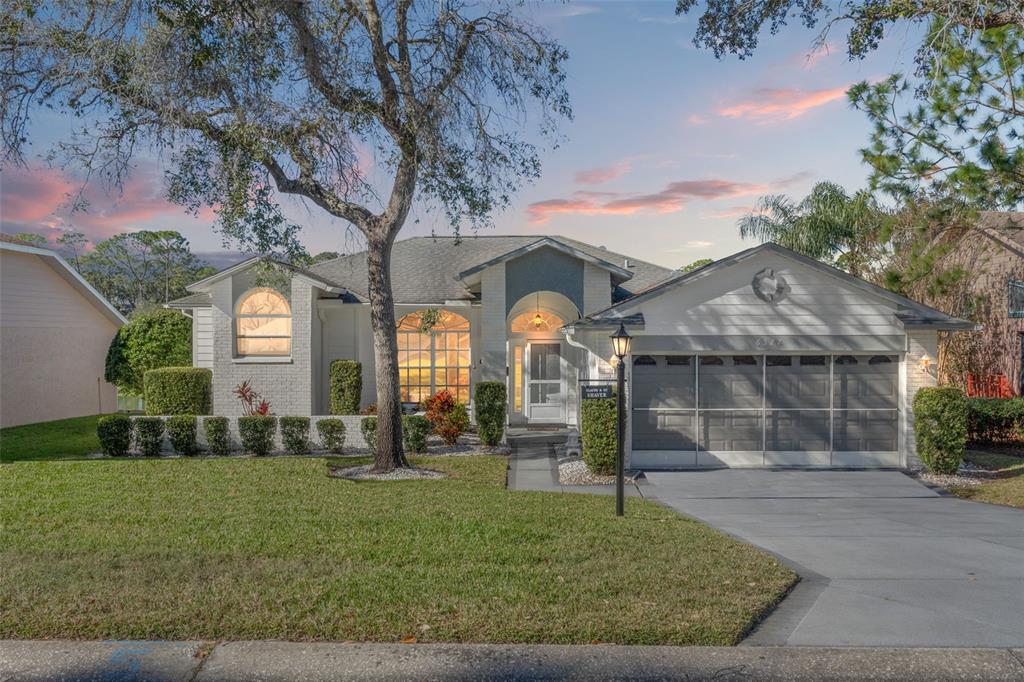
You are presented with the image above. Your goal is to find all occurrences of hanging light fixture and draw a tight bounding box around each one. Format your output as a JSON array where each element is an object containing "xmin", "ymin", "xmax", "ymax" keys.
[{"xmin": 531, "ymin": 292, "xmax": 544, "ymax": 329}]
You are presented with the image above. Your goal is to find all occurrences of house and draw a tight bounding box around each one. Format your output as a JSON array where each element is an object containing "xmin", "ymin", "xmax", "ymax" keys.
[
  {"xmin": 0, "ymin": 234, "xmax": 126, "ymax": 427},
  {"xmin": 168, "ymin": 235, "xmax": 972, "ymax": 469}
]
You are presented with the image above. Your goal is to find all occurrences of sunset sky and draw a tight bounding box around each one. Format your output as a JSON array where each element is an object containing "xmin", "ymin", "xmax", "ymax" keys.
[{"xmin": 0, "ymin": 1, "xmax": 922, "ymax": 270}]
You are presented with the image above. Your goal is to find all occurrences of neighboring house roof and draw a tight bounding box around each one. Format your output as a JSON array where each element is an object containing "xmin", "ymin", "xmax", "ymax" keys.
[
  {"xmin": 977, "ymin": 211, "xmax": 1024, "ymax": 256},
  {"xmin": 166, "ymin": 291, "xmax": 213, "ymax": 309},
  {"xmin": 0, "ymin": 236, "xmax": 127, "ymax": 326},
  {"xmin": 309, "ymin": 235, "xmax": 675, "ymax": 304},
  {"xmin": 570, "ymin": 242, "xmax": 976, "ymax": 332},
  {"xmin": 185, "ymin": 256, "xmax": 348, "ymax": 294}
]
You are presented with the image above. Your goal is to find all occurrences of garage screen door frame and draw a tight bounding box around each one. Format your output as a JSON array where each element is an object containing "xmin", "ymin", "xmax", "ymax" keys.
[{"xmin": 630, "ymin": 353, "xmax": 901, "ymax": 468}]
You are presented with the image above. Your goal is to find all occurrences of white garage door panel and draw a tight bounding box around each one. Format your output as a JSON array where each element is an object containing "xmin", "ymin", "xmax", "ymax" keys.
[
  {"xmin": 698, "ymin": 451, "xmax": 765, "ymax": 467},
  {"xmin": 764, "ymin": 451, "xmax": 832, "ymax": 467}
]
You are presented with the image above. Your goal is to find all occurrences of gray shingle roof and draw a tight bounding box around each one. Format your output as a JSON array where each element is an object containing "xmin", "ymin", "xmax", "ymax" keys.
[
  {"xmin": 166, "ymin": 291, "xmax": 212, "ymax": 308},
  {"xmin": 309, "ymin": 235, "xmax": 675, "ymax": 304}
]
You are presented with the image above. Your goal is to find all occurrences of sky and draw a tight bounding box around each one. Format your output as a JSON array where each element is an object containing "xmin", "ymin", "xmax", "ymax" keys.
[{"xmin": 0, "ymin": 1, "xmax": 924, "ymax": 270}]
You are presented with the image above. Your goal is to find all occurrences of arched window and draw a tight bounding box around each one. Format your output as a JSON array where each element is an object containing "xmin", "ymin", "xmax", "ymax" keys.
[
  {"xmin": 396, "ymin": 310, "xmax": 471, "ymax": 404},
  {"xmin": 509, "ymin": 310, "xmax": 564, "ymax": 333},
  {"xmin": 236, "ymin": 288, "xmax": 292, "ymax": 356}
]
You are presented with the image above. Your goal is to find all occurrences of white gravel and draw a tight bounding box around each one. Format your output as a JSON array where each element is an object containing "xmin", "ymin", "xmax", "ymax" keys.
[
  {"xmin": 558, "ymin": 459, "xmax": 615, "ymax": 486},
  {"xmin": 328, "ymin": 464, "xmax": 446, "ymax": 481},
  {"xmin": 914, "ymin": 462, "xmax": 991, "ymax": 489}
]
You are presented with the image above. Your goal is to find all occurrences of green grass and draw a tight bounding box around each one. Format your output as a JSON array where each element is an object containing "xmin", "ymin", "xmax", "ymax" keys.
[
  {"xmin": 0, "ymin": 456, "xmax": 795, "ymax": 645},
  {"xmin": 947, "ymin": 449, "xmax": 1024, "ymax": 509},
  {"xmin": 0, "ymin": 415, "xmax": 104, "ymax": 463}
]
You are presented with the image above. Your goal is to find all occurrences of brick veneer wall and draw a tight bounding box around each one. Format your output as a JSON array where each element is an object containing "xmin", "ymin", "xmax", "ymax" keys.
[{"xmin": 904, "ymin": 329, "xmax": 939, "ymax": 470}]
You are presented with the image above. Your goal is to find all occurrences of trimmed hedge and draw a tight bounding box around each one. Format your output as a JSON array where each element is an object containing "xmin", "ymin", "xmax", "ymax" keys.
[
  {"xmin": 330, "ymin": 360, "xmax": 363, "ymax": 415},
  {"xmin": 280, "ymin": 416, "xmax": 311, "ymax": 455},
  {"xmin": 967, "ymin": 397, "xmax": 1024, "ymax": 445},
  {"xmin": 475, "ymin": 381, "xmax": 506, "ymax": 446},
  {"xmin": 166, "ymin": 415, "xmax": 198, "ymax": 456},
  {"xmin": 204, "ymin": 416, "xmax": 230, "ymax": 456},
  {"xmin": 913, "ymin": 387, "xmax": 968, "ymax": 474},
  {"xmin": 134, "ymin": 417, "xmax": 165, "ymax": 457},
  {"xmin": 316, "ymin": 418, "xmax": 346, "ymax": 454},
  {"xmin": 361, "ymin": 416, "xmax": 378, "ymax": 451},
  {"xmin": 144, "ymin": 367, "xmax": 212, "ymax": 415},
  {"xmin": 239, "ymin": 415, "xmax": 276, "ymax": 456},
  {"xmin": 97, "ymin": 414, "xmax": 132, "ymax": 457},
  {"xmin": 581, "ymin": 396, "xmax": 617, "ymax": 475},
  {"xmin": 402, "ymin": 415, "xmax": 431, "ymax": 453}
]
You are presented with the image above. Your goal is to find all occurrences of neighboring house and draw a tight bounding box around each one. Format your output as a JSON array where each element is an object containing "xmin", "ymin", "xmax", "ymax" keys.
[
  {"xmin": 169, "ymin": 236, "xmax": 971, "ymax": 469},
  {"xmin": 0, "ymin": 234, "xmax": 126, "ymax": 428}
]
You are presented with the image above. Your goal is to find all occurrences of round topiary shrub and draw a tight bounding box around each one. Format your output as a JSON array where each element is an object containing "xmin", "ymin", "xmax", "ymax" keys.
[
  {"xmin": 280, "ymin": 416, "xmax": 311, "ymax": 455},
  {"xmin": 581, "ymin": 396, "xmax": 617, "ymax": 475},
  {"xmin": 105, "ymin": 309, "xmax": 192, "ymax": 396},
  {"xmin": 238, "ymin": 416, "xmax": 276, "ymax": 456},
  {"xmin": 361, "ymin": 416, "xmax": 378, "ymax": 451},
  {"xmin": 316, "ymin": 418, "xmax": 346, "ymax": 454},
  {"xmin": 402, "ymin": 415, "xmax": 431, "ymax": 453},
  {"xmin": 474, "ymin": 381, "xmax": 506, "ymax": 446},
  {"xmin": 166, "ymin": 415, "xmax": 198, "ymax": 456},
  {"xmin": 330, "ymin": 360, "xmax": 363, "ymax": 415},
  {"xmin": 203, "ymin": 416, "xmax": 231, "ymax": 456},
  {"xmin": 144, "ymin": 367, "xmax": 212, "ymax": 415},
  {"xmin": 134, "ymin": 417, "xmax": 165, "ymax": 457},
  {"xmin": 97, "ymin": 414, "xmax": 132, "ymax": 457},
  {"xmin": 913, "ymin": 386, "xmax": 968, "ymax": 474}
]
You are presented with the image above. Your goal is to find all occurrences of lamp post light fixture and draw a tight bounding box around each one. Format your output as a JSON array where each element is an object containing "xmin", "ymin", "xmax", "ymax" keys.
[{"xmin": 610, "ymin": 322, "xmax": 632, "ymax": 517}]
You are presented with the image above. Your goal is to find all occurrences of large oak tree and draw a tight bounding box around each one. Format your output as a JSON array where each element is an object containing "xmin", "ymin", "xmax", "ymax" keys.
[{"xmin": 1, "ymin": 0, "xmax": 570, "ymax": 471}]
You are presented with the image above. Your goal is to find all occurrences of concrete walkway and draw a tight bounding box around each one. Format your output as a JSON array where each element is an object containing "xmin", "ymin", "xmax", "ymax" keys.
[
  {"xmin": 645, "ymin": 470, "xmax": 1024, "ymax": 648},
  {"xmin": 4, "ymin": 640, "xmax": 1024, "ymax": 681},
  {"xmin": 506, "ymin": 433, "xmax": 643, "ymax": 496}
]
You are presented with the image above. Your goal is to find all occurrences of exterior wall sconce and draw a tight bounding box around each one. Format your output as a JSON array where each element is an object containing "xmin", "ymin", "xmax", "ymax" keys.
[{"xmin": 920, "ymin": 353, "xmax": 932, "ymax": 373}]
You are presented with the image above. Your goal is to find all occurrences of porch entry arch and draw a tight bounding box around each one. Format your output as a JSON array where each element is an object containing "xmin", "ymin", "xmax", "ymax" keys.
[
  {"xmin": 506, "ymin": 292, "xmax": 580, "ymax": 424},
  {"xmin": 396, "ymin": 309, "xmax": 471, "ymax": 404}
]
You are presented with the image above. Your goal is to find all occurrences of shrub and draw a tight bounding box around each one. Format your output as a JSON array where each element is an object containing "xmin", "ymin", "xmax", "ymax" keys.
[
  {"xmin": 581, "ymin": 396, "xmax": 617, "ymax": 475},
  {"xmin": 316, "ymin": 418, "xmax": 346, "ymax": 454},
  {"xmin": 361, "ymin": 416, "xmax": 378, "ymax": 451},
  {"xmin": 204, "ymin": 416, "xmax": 231, "ymax": 456},
  {"xmin": 913, "ymin": 387, "xmax": 968, "ymax": 474},
  {"xmin": 134, "ymin": 417, "xmax": 165, "ymax": 457},
  {"xmin": 967, "ymin": 397, "xmax": 1024, "ymax": 445},
  {"xmin": 423, "ymin": 390, "xmax": 469, "ymax": 446},
  {"xmin": 475, "ymin": 381, "xmax": 506, "ymax": 446},
  {"xmin": 144, "ymin": 367, "xmax": 212, "ymax": 415},
  {"xmin": 330, "ymin": 360, "xmax": 363, "ymax": 415},
  {"xmin": 280, "ymin": 416, "xmax": 311, "ymax": 455},
  {"xmin": 239, "ymin": 415, "xmax": 277, "ymax": 456},
  {"xmin": 166, "ymin": 415, "xmax": 198, "ymax": 455},
  {"xmin": 105, "ymin": 309, "xmax": 192, "ymax": 395},
  {"xmin": 402, "ymin": 415, "xmax": 431, "ymax": 453},
  {"xmin": 233, "ymin": 379, "xmax": 271, "ymax": 416},
  {"xmin": 97, "ymin": 414, "xmax": 132, "ymax": 457}
]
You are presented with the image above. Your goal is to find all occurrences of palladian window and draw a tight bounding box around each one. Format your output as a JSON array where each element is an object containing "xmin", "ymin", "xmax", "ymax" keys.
[
  {"xmin": 397, "ymin": 310, "xmax": 471, "ymax": 404},
  {"xmin": 236, "ymin": 288, "xmax": 292, "ymax": 356}
]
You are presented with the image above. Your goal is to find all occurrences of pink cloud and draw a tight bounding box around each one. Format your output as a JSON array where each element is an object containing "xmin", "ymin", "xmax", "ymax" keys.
[
  {"xmin": 717, "ymin": 85, "xmax": 850, "ymax": 122},
  {"xmin": 686, "ymin": 113, "xmax": 709, "ymax": 126},
  {"xmin": 1, "ymin": 163, "xmax": 216, "ymax": 244},
  {"xmin": 574, "ymin": 160, "xmax": 632, "ymax": 185},
  {"xmin": 702, "ymin": 205, "xmax": 754, "ymax": 220},
  {"xmin": 526, "ymin": 174, "xmax": 807, "ymax": 224}
]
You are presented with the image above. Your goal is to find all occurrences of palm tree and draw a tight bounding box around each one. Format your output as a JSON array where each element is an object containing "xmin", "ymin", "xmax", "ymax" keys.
[{"xmin": 738, "ymin": 182, "xmax": 889, "ymax": 279}]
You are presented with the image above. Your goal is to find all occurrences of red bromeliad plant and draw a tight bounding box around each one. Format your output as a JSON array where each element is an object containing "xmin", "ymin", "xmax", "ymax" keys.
[{"xmin": 233, "ymin": 380, "xmax": 271, "ymax": 416}]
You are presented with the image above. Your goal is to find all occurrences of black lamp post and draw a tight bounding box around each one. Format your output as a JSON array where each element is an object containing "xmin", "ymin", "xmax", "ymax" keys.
[{"xmin": 610, "ymin": 322, "xmax": 632, "ymax": 517}]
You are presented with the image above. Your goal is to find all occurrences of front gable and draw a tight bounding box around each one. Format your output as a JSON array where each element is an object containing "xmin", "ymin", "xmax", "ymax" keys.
[{"xmin": 577, "ymin": 246, "xmax": 953, "ymax": 354}]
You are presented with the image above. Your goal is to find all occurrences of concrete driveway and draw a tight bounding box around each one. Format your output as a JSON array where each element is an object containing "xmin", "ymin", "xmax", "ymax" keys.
[{"xmin": 645, "ymin": 470, "xmax": 1024, "ymax": 647}]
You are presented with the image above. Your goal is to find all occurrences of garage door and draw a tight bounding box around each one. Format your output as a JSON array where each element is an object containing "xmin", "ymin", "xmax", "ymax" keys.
[{"xmin": 630, "ymin": 354, "xmax": 899, "ymax": 469}]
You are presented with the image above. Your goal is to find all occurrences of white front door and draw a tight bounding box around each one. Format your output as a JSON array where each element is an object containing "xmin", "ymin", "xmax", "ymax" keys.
[{"xmin": 527, "ymin": 342, "xmax": 565, "ymax": 423}]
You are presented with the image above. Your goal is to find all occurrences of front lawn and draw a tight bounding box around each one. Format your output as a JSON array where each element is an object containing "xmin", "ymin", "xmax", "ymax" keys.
[
  {"xmin": 0, "ymin": 456, "xmax": 795, "ymax": 645},
  {"xmin": 947, "ymin": 450, "xmax": 1024, "ymax": 509},
  {"xmin": 0, "ymin": 414, "xmax": 104, "ymax": 463}
]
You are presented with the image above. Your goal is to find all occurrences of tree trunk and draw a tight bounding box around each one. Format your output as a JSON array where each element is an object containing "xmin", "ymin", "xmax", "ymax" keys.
[{"xmin": 365, "ymin": 228, "xmax": 409, "ymax": 472}]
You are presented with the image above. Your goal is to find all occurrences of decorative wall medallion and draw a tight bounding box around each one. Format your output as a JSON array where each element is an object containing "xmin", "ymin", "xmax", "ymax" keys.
[{"xmin": 752, "ymin": 267, "xmax": 791, "ymax": 305}]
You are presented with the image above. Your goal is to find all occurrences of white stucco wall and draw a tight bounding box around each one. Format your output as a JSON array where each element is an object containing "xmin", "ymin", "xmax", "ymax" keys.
[
  {"xmin": 904, "ymin": 328, "xmax": 939, "ymax": 470},
  {"xmin": 0, "ymin": 250, "xmax": 119, "ymax": 427}
]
